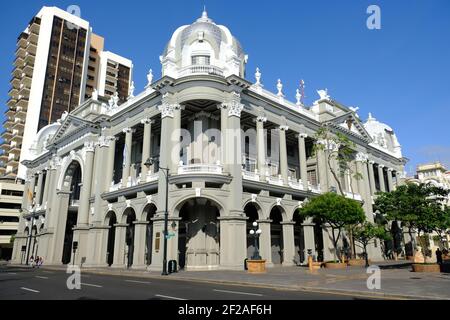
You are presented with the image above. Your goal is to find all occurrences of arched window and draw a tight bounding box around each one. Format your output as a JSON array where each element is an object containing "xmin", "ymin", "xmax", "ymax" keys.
[{"xmin": 192, "ymin": 55, "xmax": 210, "ymax": 65}]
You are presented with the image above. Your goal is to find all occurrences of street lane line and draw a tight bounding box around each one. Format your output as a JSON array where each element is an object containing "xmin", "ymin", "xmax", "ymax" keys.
[
  {"xmin": 21, "ymin": 287, "xmax": 40, "ymax": 293},
  {"xmin": 7, "ymin": 273, "xmax": 17, "ymax": 275},
  {"xmin": 125, "ymin": 280, "xmax": 152, "ymax": 284},
  {"xmin": 81, "ymin": 283, "xmax": 103, "ymax": 288},
  {"xmin": 35, "ymin": 276, "xmax": 49, "ymax": 279},
  {"xmin": 155, "ymin": 294, "xmax": 186, "ymax": 300},
  {"xmin": 42, "ymin": 271, "xmax": 54, "ymax": 274},
  {"xmin": 213, "ymin": 289, "xmax": 263, "ymax": 297}
]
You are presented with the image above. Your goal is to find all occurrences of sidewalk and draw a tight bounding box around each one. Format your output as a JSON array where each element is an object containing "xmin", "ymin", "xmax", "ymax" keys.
[{"xmin": 9, "ymin": 261, "xmax": 450, "ymax": 300}]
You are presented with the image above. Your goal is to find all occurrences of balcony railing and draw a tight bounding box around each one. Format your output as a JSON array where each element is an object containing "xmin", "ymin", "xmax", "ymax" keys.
[
  {"xmin": 344, "ymin": 192, "xmax": 363, "ymax": 201},
  {"xmin": 288, "ymin": 178, "xmax": 304, "ymax": 190},
  {"xmin": 309, "ymin": 183, "xmax": 322, "ymax": 194},
  {"xmin": 266, "ymin": 175, "xmax": 284, "ymax": 186},
  {"xmin": 242, "ymin": 169, "xmax": 260, "ymax": 182},
  {"xmin": 178, "ymin": 163, "xmax": 223, "ymax": 175},
  {"xmin": 178, "ymin": 65, "xmax": 224, "ymax": 77}
]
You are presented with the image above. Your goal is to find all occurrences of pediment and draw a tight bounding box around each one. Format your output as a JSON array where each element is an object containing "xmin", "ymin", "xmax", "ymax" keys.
[
  {"xmin": 329, "ymin": 112, "xmax": 372, "ymax": 141},
  {"xmin": 50, "ymin": 115, "xmax": 98, "ymax": 145}
]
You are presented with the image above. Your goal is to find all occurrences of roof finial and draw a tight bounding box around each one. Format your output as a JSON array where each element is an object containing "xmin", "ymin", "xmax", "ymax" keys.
[{"xmin": 202, "ymin": 5, "xmax": 208, "ymax": 19}]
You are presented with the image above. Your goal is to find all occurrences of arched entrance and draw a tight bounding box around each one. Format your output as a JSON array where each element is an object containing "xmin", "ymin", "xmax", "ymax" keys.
[
  {"xmin": 293, "ymin": 211, "xmax": 305, "ymax": 265},
  {"xmin": 31, "ymin": 225, "xmax": 38, "ymax": 258},
  {"xmin": 105, "ymin": 211, "xmax": 117, "ymax": 266},
  {"xmin": 143, "ymin": 204, "xmax": 157, "ymax": 266},
  {"xmin": 123, "ymin": 208, "xmax": 136, "ymax": 268},
  {"xmin": 244, "ymin": 202, "xmax": 259, "ymax": 259},
  {"xmin": 269, "ymin": 206, "xmax": 284, "ymax": 265},
  {"xmin": 178, "ymin": 198, "xmax": 220, "ymax": 270},
  {"xmin": 61, "ymin": 161, "xmax": 82, "ymax": 265}
]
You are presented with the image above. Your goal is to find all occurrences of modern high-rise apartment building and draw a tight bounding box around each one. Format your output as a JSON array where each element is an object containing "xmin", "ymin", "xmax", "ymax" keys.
[
  {"xmin": 0, "ymin": 6, "xmax": 133, "ymax": 180},
  {"xmin": 0, "ymin": 178, "xmax": 23, "ymax": 261}
]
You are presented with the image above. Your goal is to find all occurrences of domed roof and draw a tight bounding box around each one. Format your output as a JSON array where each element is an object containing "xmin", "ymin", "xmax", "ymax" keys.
[
  {"xmin": 161, "ymin": 9, "xmax": 247, "ymax": 78},
  {"xmin": 29, "ymin": 122, "xmax": 61, "ymax": 157},
  {"xmin": 364, "ymin": 113, "xmax": 402, "ymax": 158}
]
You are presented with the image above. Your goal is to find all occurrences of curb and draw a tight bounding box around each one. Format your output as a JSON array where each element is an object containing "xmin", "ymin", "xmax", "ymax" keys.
[{"xmin": 8, "ymin": 265, "xmax": 448, "ymax": 300}]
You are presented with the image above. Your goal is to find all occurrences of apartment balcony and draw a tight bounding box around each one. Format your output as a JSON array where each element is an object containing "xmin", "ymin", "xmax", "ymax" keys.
[
  {"xmin": 12, "ymin": 120, "xmax": 25, "ymax": 131},
  {"xmin": 0, "ymin": 153, "xmax": 9, "ymax": 163},
  {"xmin": 29, "ymin": 22, "xmax": 40, "ymax": 35},
  {"xmin": 17, "ymin": 36, "xmax": 28, "ymax": 49},
  {"xmin": 0, "ymin": 167, "xmax": 6, "ymax": 176},
  {"xmin": 6, "ymin": 97, "xmax": 17, "ymax": 108},
  {"xmin": 178, "ymin": 65, "xmax": 224, "ymax": 78},
  {"xmin": 11, "ymin": 77, "xmax": 20, "ymax": 89},
  {"xmin": 7, "ymin": 157, "xmax": 20, "ymax": 166},
  {"xmin": 23, "ymin": 64, "xmax": 34, "ymax": 77},
  {"xmin": 24, "ymin": 52, "xmax": 35, "ymax": 66},
  {"xmin": 18, "ymin": 84, "xmax": 30, "ymax": 97},
  {"xmin": 26, "ymin": 41, "xmax": 37, "ymax": 55},
  {"xmin": 3, "ymin": 118, "xmax": 14, "ymax": 127},
  {"xmin": 9, "ymin": 144, "xmax": 22, "ymax": 155},
  {"xmin": 309, "ymin": 183, "xmax": 322, "ymax": 194},
  {"xmin": 16, "ymin": 97, "xmax": 29, "ymax": 109},
  {"xmin": 2, "ymin": 130, "xmax": 14, "ymax": 140},
  {"xmin": 15, "ymin": 46, "xmax": 26, "ymax": 59},
  {"xmin": 15, "ymin": 108, "xmax": 27, "ymax": 120},
  {"xmin": 28, "ymin": 31, "xmax": 39, "ymax": 45},
  {"xmin": 8, "ymin": 87, "xmax": 18, "ymax": 97},
  {"xmin": 10, "ymin": 134, "xmax": 23, "ymax": 145},
  {"xmin": 12, "ymin": 67, "xmax": 22, "ymax": 78}
]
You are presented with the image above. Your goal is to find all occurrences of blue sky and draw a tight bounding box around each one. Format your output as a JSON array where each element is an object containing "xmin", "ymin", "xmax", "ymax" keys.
[{"xmin": 1, "ymin": 0, "xmax": 449, "ymax": 174}]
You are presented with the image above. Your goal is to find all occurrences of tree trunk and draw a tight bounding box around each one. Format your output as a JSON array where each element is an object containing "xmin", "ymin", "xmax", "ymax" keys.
[
  {"xmin": 364, "ymin": 242, "xmax": 369, "ymax": 267},
  {"xmin": 331, "ymin": 228, "xmax": 338, "ymax": 263}
]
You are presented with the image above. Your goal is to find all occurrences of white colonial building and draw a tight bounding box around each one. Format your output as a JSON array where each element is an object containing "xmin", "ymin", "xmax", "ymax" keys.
[{"xmin": 12, "ymin": 11, "xmax": 408, "ymax": 270}]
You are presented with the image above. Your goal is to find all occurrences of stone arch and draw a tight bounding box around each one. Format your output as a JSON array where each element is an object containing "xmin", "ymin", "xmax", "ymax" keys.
[
  {"xmin": 139, "ymin": 202, "xmax": 158, "ymax": 222},
  {"xmin": 104, "ymin": 211, "xmax": 117, "ymax": 267},
  {"xmin": 120, "ymin": 205, "xmax": 139, "ymax": 224},
  {"xmin": 177, "ymin": 197, "xmax": 222, "ymax": 270},
  {"xmin": 173, "ymin": 194, "xmax": 226, "ymax": 218},
  {"xmin": 122, "ymin": 207, "xmax": 137, "ymax": 268},
  {"xmin": 142, "ymin": 203, "xmax": 158, "ymax": 266},
  {"xmin": 268, "ymin": 203, "xmax": 288, "ymax": 222},
  {"xmin": 175, "ymin": 87, "xmax": 226, "ymax": 106},
  {"xmin": 58, "ymin": 155, "xmax": 84, "ymax": 192},
  {"xmin": 242, "ymin": 199, "xmax": 264, "ymax": 220}
]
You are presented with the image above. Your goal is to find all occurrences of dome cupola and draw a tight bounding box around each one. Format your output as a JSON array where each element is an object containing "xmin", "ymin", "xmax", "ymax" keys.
[
  {"xmin": 364, "ymin": 113, "xmax": 402, "ymax": 158},
  {"xmin": 160, "ymin": 9, "xmax": 247, "ymax": 79}
]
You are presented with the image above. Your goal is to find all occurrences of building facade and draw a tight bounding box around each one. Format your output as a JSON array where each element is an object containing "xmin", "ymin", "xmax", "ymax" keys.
[
  {"xmin": 0, "ymin": 6, "xmax": 132, "ymax": 180},
  {"xmin": 11, "ymin": 11, "xmax": 407, "ymax": 271},
  {"xmin": 0, "ymin": 178, "xmax": 23, "ymax": 260}
]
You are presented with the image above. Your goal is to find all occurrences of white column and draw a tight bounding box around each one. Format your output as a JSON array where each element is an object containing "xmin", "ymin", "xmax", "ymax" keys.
[
  {"xmin": 298, "ymin": 133, "xmax": 308, "ymax": 190},
  {"xmin": 387, "ymin": 168, "xmax": 394, "ymax": 192},
  {"xmin": 281, "ymin": 222, "xmax": 296, "ymax": 266},
  {"xmin": 256, "ymin": 116, "xmax": 267, "ymax": 181},
  {"xmin": 132, "ymin": 221, "xmax": 148, "ymax": 269},
  {"xmin": 279, "ymin": 125, "xmax": 289, "ymax": 185},
  {"xmin": 140, "ymin": 118, "xmax": 153, "ymax": 181},
  {"xmin": 41, "ymin": 170, "xmax": 50, "ymax": 209},
  {"xmin": 302, "ymin": 218, "xmax": 316, "ymax": 260},
  {"xmin": 77, "ymin": 142, "xmax": 95, "ymax": 227},
  {"xmin": 257, "ymin": 220, "xmax": 272, "ymax": 266},
  {"xmin": 104, "ymin": 136, "xmax": 116, "ymax": 192},
  {"xmin": 378, "ymin": 164, "xmax": 386, "ymax": 192},
  {"xmin": 122, "ymin": 128, "xmax": 134, "ymax": 187}
]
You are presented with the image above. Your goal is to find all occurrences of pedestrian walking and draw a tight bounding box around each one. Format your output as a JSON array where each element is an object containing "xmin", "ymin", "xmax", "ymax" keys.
[
  {"xmin": 29, "ymin": 256, "xmax": 35, "ymax": 268},
  {"xmin": 436, "ymin": 248, "xmax": 443, "ymax": 264}
]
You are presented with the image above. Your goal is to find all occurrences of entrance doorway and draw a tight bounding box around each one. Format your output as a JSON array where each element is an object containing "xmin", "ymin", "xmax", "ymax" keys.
[
  {"xmin": 270, "ymin": 206, "xmax": 284, "ymax": 265},
  {"xmin": 105, "ymin": 211, "xmax": 117, "ymax": 266}
]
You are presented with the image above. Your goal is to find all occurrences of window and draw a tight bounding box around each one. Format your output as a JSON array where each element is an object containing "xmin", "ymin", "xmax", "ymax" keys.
[{"xmin": 191, "ymin": 55, "xmax": 210, "ymax": 65}]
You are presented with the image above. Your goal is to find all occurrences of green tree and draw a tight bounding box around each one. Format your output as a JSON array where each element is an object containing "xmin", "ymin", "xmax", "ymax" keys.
[
  {"xmin": 299, "ymin": 192, "xmax": 365, "ymax": 262},
  {"xmin": 350, "ymin": 222, "xmax": 391, "ymax": 267},
  {"xmin": 313, "ymin": 126, "xmax": 362, "ymax": 196},
  {"xmin": 375, "ymin": 183, "xmax": 449, "ymax": 262}
]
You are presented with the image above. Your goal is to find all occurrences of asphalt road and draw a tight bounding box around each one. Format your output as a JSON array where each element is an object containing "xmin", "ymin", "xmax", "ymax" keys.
[{"xmin": 0, "ymin": 266, "xmax": 366, "ymax": 300}]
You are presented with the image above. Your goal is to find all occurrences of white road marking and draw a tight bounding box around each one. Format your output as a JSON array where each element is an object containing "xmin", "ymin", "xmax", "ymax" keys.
[
  {"xmin": 213, "ymin": 289, "xmax": 263, "ymax": 297},
  {"xmin": 81, "ymin": 283, "xmax": 103, "ymax": 288},
  {"xmin": 7, "ymin": 273, "xmax": 17, "ymax": 275},
  {"xmin": 155, "ymin": 294, "xmax": 187, "ymax": 300},
  {"xmin": 35, "ymin": 276, "xmax": 49, "ymax": 279},
  {"xmin": 42, "ymin": 271, "xmax": 54, "ymax": 274},
  {"xmin": 125, "ymin": 280, "xmax": 152, "ymax": 284},
  {"xmin": 21, "ymin": 287, "xmax": 40, "ymax": 293}
]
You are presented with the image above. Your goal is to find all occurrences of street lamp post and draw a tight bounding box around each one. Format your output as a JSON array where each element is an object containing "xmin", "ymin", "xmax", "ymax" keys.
[
  {"xmin": 145, "ymin": 158, "xmax": 170, "ymax": 276},
  {"xmin": 249, "ymin": 222, "xmax": 262, "ymax": 260}
]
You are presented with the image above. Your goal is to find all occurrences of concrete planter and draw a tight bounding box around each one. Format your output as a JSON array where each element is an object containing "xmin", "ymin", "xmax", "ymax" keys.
[
  {"xmin": 412, "ymin": 263, "xmax": 441, "ymax": 273},
  {"xmin": 324, "ymin": 262, "xmax": 347, "ymax": 269},
  {"xmin": 347, "ymin": 259, "xmax": 369, "ymax": 267},
  {"xmin": 247, "ymin": 260, "xmax": 266, "ymax": 273}
]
